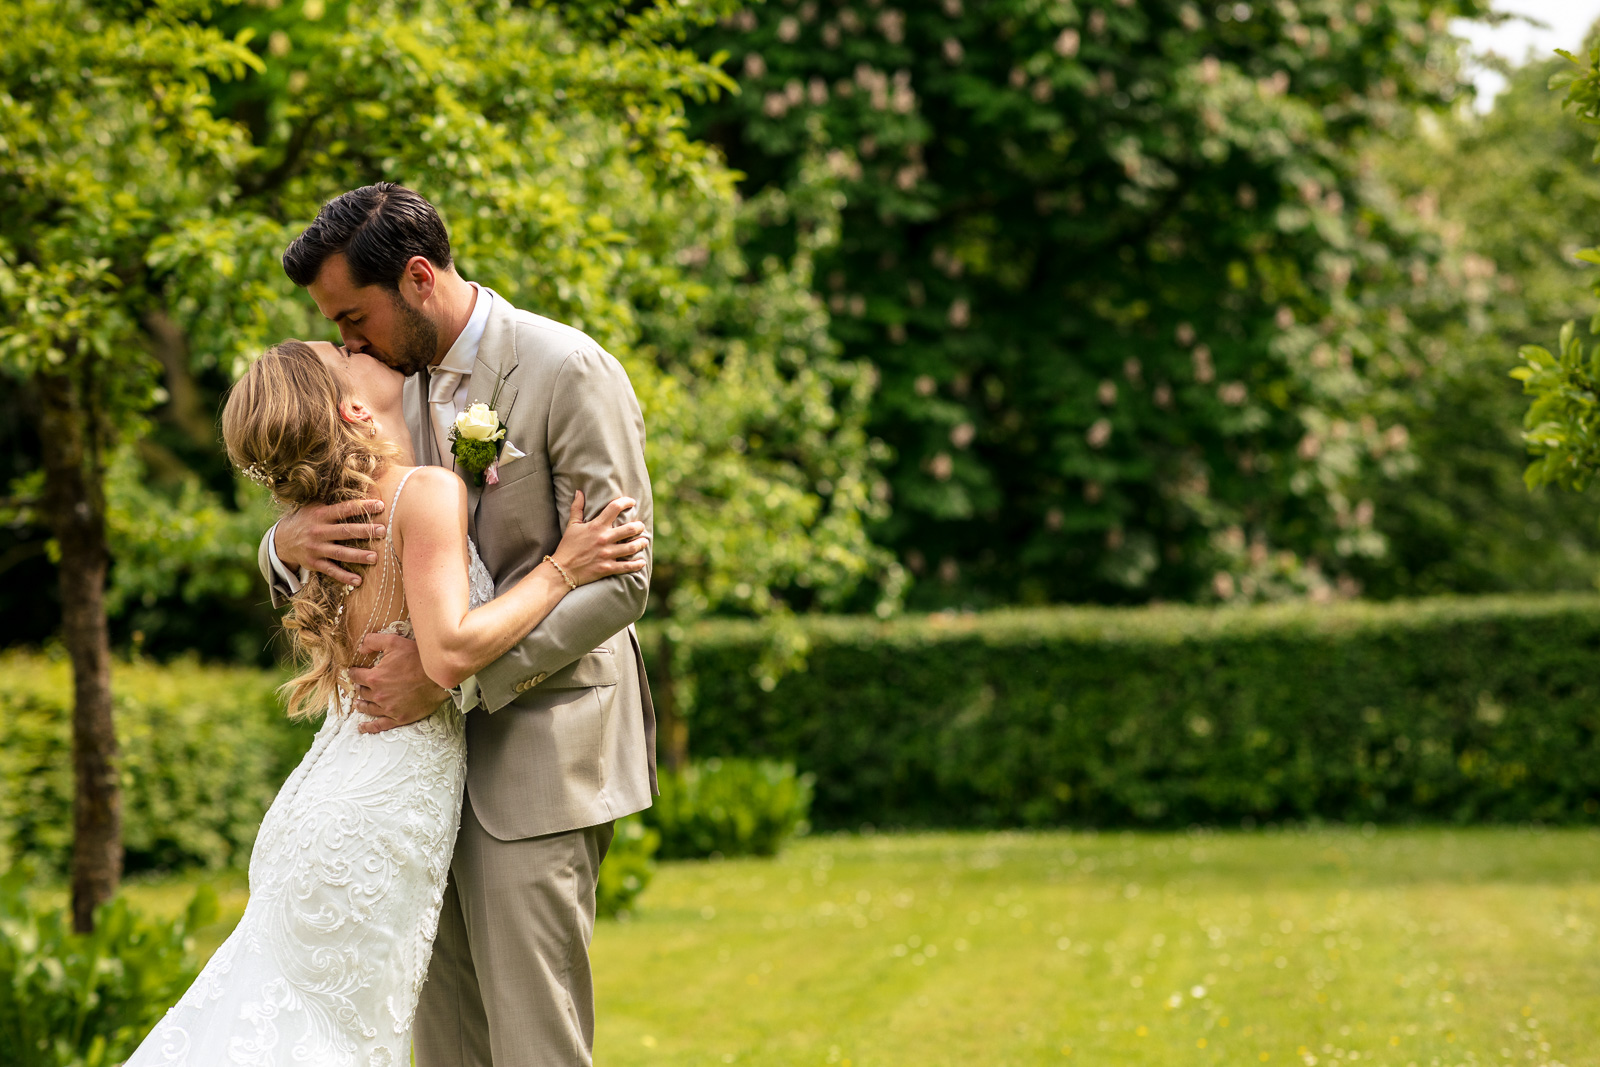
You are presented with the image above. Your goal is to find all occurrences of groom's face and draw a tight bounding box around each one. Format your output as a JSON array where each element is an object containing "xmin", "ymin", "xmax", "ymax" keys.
[{"xmin": 307, "ymin": 253, "xmax": 438, "ymax": 377}]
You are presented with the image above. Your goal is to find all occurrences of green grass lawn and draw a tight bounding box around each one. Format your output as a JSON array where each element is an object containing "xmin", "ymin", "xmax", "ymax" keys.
[{"xmin": 122, "ymin": 828, "xmax": 1600, "ymax": 1066}]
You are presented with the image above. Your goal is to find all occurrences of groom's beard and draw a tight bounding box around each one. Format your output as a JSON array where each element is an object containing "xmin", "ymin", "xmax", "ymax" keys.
[{"xmin": 377, "ymin": 295, "xmax": 439, "ymax": 377}]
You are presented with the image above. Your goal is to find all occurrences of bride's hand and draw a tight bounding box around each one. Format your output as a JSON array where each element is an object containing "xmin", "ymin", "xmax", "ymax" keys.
[{"xmin": 549, "ymin": 490, "xmax": 649, "ymax": 587}]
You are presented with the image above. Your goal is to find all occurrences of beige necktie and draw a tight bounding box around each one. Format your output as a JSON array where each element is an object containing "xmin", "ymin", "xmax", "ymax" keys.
[{"xmin": 429, "ymin": 368, "xmax": 464, "ymax": 465}]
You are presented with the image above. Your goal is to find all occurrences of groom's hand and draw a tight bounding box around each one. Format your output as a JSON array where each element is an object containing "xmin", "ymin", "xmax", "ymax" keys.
[
  {"xmin": 349, "ymin": 632, "xmax": 448, "ymax": 733},
  {"xmin": 275, "ymin": 498, "xmax": 388, "ymax": 587}
]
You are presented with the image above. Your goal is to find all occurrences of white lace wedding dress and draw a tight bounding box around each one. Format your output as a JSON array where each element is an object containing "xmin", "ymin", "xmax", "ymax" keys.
[{"xmin": 127, "ymin": 470, "xmax": 493, "ymax": 1066}]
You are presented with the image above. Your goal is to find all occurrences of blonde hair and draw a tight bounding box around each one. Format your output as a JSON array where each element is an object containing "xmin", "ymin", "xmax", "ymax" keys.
[{"xmin": 221, "ymin": 340, "xmax": 397, "ymax": 719}]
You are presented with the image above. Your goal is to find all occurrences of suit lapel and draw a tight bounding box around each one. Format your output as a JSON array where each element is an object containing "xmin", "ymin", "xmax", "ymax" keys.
[
  {"xmin": 465, "ymin": 291, "xmax": 521, "ymax": 537},
  {"xmin": 467, "ymin": 289, "xmax": 521, "ymax": 418}
]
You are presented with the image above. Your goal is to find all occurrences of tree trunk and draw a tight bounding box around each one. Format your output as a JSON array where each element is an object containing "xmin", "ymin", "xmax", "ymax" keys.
[
  {"xmin": 35, "ymin": 372, "xmax": 121, "ymax": 933},
  {"xmin": 143, "ymin": 310, "xmax": 214, "ymax": 448},
  {"xmin": 655, "ymin": 630, "xmax": 689, "ymax": 773}
]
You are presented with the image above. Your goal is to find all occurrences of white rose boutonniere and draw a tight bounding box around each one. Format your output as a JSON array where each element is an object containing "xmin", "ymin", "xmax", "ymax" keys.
[
  {"xmin": 455, "ymin": 403, "xmax": 502, "ymax": 441},
  {"xmin": 449, "ymin": 401, "xmax": 509, "ymax": 485}
]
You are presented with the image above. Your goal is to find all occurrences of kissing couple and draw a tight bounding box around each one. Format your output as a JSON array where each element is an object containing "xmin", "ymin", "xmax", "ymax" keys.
[{"xmin": 126, "ymin": 183, "xmax": 658, "ymax": 1066}]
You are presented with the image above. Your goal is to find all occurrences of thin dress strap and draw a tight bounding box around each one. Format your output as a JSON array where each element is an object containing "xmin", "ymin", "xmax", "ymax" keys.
[{"xmin": 386, "ymin": 467, "xmax": 421, "ymax": 550}]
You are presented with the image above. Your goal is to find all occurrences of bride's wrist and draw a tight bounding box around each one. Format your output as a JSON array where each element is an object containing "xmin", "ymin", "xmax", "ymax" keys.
[
  {"xmin": 543, "ymin": 554, "xmax": 578, "ymax": 591},
  {"xmin": 537, "ymin": 556, "xmax": 576, "ymax": 598},
  {"xmin": 516, "ymin": 558, "xmax": 566, "ymax": 597}
]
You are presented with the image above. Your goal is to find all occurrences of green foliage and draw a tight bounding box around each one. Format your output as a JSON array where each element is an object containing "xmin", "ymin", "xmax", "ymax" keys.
[
  {"xmin": 0, "ymin": 0, "xmax": 260, "ymax": 393},
  {"xmin": 0, "ymin": 653, "xmax": 311, "ymax": 874},
  {"xmin": 0, "ymin": 872, "xmax": 216, "ymax": 1067},
  {"xmin": 0, "ymin": 649, "xmax": 661, "ymax": 917},
  {"xmin": 656, "ymin": 596, "xmax": 1600, "ymax": 829},
  {"xmin": 1357, "ymin": 47, "xmax": 1600, "ymax": 596},
  {"xmin": 0, "ymin": 0, "xmax": 896, "ymax": 658},
  {"xmin": 597, "ymin": 815, "xmax": 659, "ymax": 920},
  {"xmin": 235, "ymin": 0, "xmax": 897, "ymax": 625},
  {"xmin": 0, "ymin": 0, "xmax": 265, "ymax": 562},
  {"xmin": 1512, "ymin": 43, "xmax": 1600, "ymax": 494},
  {"xmin": 102, "ymin": 452, "xmax": 280, "ymax": 618},
  {"xmin": 1556, "ymin": 41, "xmax": 1600, "ymax": 144},
  {"xmin": 685, "ymin": 0, "xmax": 1490, "ymax": 607},
  {"xmin": 1513, "ymin": 321, "xmax": 1600, "ymax": 490},
  {"xmin": 643, "ymin": 758, "xmax": 814, "ymax": 859}
]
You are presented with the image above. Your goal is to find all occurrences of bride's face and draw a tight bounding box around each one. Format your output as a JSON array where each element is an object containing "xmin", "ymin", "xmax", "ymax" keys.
[{"xmin": 311, "ymin": 340, "xmax": 404, "ymax": 418}]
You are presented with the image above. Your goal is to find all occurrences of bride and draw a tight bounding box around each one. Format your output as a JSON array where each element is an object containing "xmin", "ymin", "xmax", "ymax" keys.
[{"xmin": 125, "ymin": 339, "xmax": 648, "ymax": 1066}]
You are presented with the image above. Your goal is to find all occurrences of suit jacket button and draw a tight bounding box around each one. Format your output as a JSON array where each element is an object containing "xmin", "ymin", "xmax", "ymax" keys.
[{"xmin": 533, "ymin": 672, "xmax": 547, "ymax": 685}]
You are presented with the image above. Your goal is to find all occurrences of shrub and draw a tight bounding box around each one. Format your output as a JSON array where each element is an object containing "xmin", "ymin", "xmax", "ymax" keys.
[
  {"xmin": 0, "ymin": 652, "xmax": 313, "ymax": 874},
  {"xmin": 0, "ymin": 871, "xmax": 216, "ymax": 1067},
  {"xmin": 654, "ymin": 595, "xmax": 1600, "ymax": 829},
  {"xmin": 643, "ymin": 758, "xmax": 814, "ymax": 860},
  {"xmin": 597, "ymin": 815, "xmax": 658, "ymax": 919}
]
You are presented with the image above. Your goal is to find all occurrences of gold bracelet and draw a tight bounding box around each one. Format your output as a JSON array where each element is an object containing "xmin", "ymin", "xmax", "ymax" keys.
[{"xmin": 544, "ymin": 555, "xmax": 577, "ymax": 590}]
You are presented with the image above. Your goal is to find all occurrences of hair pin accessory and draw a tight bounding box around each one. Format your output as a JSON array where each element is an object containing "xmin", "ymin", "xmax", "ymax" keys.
[{"xmin": 240, "ymin": 464, "xmax": 273, "ymax": 488}]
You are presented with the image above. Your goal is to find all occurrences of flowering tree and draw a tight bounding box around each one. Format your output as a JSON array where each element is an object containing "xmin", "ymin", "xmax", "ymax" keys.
[{"xmin": 686, "ymin": 0, "xmax": 1491, "ymax": 606}]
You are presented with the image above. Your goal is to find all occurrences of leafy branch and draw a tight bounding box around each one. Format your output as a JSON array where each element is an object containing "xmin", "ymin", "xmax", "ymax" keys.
[{"xmin": 1514, "ymin": 46, "xmax": 1600, "ymax": 490}]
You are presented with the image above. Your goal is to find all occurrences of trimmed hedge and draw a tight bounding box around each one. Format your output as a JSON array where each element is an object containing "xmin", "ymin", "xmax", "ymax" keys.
[
  {"xmin": 8, "ymin": 592, "xmax": 1600, "ymax": 870},
  {"xmin": 655, "ymin": 595, "xmax": 1600, "ymax": 829},
  {"xmin": 0, "ymin": 653, "xmax": 313, "ymax": 874}
]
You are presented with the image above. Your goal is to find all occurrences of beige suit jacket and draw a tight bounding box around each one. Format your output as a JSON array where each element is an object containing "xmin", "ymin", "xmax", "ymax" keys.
[{"xmin": 257, "ymin": 291, "xmax": 657, "ymax": 840}]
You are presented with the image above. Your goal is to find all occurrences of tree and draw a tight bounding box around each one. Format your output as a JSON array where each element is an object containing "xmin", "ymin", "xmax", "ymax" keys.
[
  {"xmin": 684, "ymin": 0, "xmax": 1491, "ymax": 607},
  {"xmin": 2, "ymin": 0, "xmax": 895, "ymax": 833},
  {"xmin": 0, "ymin": 0, "xmax": 261, "ymax": 929},
  {"xmin": 187, "ymin": 0, "xmax": 900, "ymax": 762}
]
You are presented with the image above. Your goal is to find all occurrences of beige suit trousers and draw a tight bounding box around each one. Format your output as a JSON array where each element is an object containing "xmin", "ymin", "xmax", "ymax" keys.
[{"xmin": 415, "ymin": 800, "xmax": 614, "ymax": 1067}]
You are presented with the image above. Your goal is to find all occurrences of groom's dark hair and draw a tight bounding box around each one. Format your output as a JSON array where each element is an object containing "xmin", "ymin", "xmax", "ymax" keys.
[{"xmin": 283, "ymin": 183, "xmax": 452, "ymax": 290}]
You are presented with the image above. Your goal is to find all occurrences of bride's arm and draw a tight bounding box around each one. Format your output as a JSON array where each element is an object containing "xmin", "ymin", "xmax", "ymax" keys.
[{"xmin": 396, "ymin": 468, "xmax": 647, "ymax": 689}]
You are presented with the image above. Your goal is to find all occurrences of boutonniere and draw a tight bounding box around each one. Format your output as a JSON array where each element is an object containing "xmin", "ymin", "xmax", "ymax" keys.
[{"xmin": 449, "ymin": 381, "xmax": 510, "ymax": 486}]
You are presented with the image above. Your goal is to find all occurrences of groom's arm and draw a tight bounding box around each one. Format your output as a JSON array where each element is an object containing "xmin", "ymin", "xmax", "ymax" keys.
[
  {"xmin": 257, "ymin": 524, "xmax": 321, "ymax": 608},
  {"xmin": 256, "ymin": 501, "xmax": 389, "ymax": 608},
  {"xmin": 257, "ymin": 527, "xmax": 299, "ymax": 609},
  {"xmin": 475, "ymin": 345, "xmax": 653, "ymax": 713}
]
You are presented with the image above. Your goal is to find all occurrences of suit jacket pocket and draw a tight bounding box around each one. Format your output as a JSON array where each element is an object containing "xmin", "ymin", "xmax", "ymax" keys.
[
  {"xmin": 536, "ymin": 647, "xmax": 619, "ymax": 690},
  {"xmin": 491, "ymin": 452, "xmax": 543, "ymax": 488}
]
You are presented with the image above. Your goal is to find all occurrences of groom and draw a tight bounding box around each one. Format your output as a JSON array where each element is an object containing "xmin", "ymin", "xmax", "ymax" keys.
[{"xmin": 257, "ymin": 183, "xmax": 656, "ymax": 1066}]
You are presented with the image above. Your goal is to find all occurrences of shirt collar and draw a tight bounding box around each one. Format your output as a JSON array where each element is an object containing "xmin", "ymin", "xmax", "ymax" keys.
[{"xmin": 435, "ymin": 283, "xmax": 491, "ymax": 377}]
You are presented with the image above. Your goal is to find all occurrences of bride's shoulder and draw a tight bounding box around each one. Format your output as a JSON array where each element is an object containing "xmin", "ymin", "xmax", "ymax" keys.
[
  {"xmin": 392, "ymin": 466, "xmax": 466, "ymax": 528},
  {"xmin": 399, "ymin": 464, "xmax": 462, "ymax": 491}
]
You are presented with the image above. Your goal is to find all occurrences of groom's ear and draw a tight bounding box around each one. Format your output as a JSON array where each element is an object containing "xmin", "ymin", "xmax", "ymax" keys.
[{"xmin": 397, "ymin": 256, "xmax": 437, "ymax": 307}]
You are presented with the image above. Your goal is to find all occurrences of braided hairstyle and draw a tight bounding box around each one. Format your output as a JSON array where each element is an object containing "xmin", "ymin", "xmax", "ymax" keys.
[{"xmin": 222, "ymin": 340, "xmax": 398, "ymax": 719}]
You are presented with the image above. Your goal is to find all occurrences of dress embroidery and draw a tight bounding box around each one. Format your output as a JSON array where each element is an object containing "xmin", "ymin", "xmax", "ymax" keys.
[{"xmin": 126, "ymin": 471, "xmax": 487, "ymax": 1065}]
